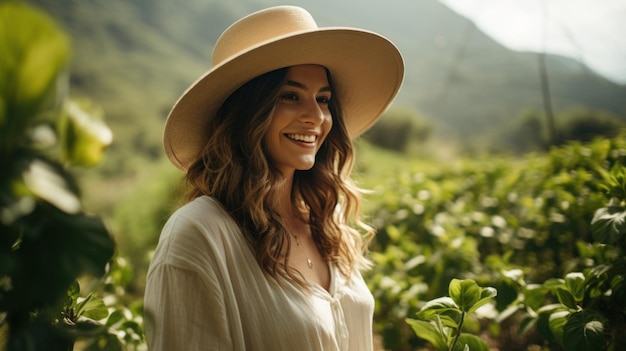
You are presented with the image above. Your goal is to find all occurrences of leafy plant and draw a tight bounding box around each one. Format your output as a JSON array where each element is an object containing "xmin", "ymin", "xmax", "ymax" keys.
[
  {"xmin": 0, "ymin": 2, "xmax": 117, "ymax": 350},
  {"xmin": 406, "ymin": 279, "xmax": 497, "ymax": 351},
  {"xmin": 498, "ymin": 164, "xmax": 626, "ymax": 351},
  {"xmin": 364, "ymin": 133, "xmax": 626, "ymax": 349}
]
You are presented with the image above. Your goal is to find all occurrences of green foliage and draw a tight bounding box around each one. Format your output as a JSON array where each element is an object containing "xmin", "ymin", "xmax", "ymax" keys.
[
  {"xmin": 0, "ymin": 2, "xmax": 135, "ymax": 350},
  {"xmin": 504, "ymin": 162, "xmax": 626, "ymax": 351},
  {"xmin": 362, "ymin": 108, "xmax": 432, "ymax": 153},
  {"xmin": 365, "ymin": 134, "xmax": 626, "ymax": 350},
  {"xmin": 555, "ymin": 109, "xmax": 625, "ymax": 145},
  {"xmin": 497, "ymin": 108, "xmax": 625, "ymax": 155},
  {"xmin": 406, "ymin": 279, "xmax": 496, "ymax": 351},
  {"xmin": 0, "ymin": 0, "xmax": 70, "ymax": 149}
]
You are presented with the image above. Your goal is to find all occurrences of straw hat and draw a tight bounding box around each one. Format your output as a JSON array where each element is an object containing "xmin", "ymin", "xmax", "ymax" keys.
[{"xmin": 164, "ymin": 5, "xmax": 404, "ymax": 171}]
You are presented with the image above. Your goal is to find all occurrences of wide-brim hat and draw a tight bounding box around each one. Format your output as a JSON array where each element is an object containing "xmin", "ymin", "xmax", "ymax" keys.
[{"xmin": 164, "ymin": 5, "xmax": 404, "ymax": 171}]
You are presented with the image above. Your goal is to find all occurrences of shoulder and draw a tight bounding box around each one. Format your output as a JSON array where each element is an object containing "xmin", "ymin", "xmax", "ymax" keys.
[
  {"xmin": 170, "ymin": 195, "xmax": 229, "ymax": 221},
  {"xmin": 164, "ymin": 196, "xmax": 236, "ymax": 237},
  {"xmin": 150, "ymin": 196, "xmax": 242, "ymax": 270}
]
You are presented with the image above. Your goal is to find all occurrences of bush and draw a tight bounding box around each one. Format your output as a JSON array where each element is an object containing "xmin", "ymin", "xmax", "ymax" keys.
[
  {"xmin": 556, "ymin": 109, "xmax": 625, "ymax": 145},
  {"xmin": 363, "ymin": 108, "xmax": 432, "ymax": 153},
  {"xmin": 364, "ymin": 134, "xmax": 626, "ymax": 350}
]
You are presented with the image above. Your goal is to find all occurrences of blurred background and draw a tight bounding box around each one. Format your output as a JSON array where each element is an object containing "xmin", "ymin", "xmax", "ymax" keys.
[
  {"xmin": 10, "ymin": 0, "xmax": 626, "ymax": 349},
  {"xmin": 24, "ymin": 0, "xmax": 626, "ymax": 167}
]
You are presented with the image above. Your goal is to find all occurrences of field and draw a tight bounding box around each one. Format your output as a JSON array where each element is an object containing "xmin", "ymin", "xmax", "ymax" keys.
[{"xmin": 83, "ymin": 136, "xmax": 625, "ymax": 351}]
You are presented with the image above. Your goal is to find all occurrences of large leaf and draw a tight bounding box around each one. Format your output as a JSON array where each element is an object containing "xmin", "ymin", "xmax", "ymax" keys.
[
  {"xmin": 76, "ymin": 293, "xmax": 109, "ymax": 321},
  {"xmin": 523, "ymin": 284, "xmax": 549, "ymax": 311},
  {"xmin": 555, "ymin": 288, "xmax": 577, "ymax": 310},
  {"xmin": 416, "ymin": 296, "xmax": 461, "ymax": 325},
  {"xmin": 467, "ymin": 287, "xmax": 497, "ymax": 314},
  {"xmin": 563, "ymin": 310, "xmax": 606, "ymax": 351},
  {"xmin": 591, "ymin": 206, "xmax": 626, "ymax": 245},
  {"xmin": 449, "ymin": 279, "xmax": 481, "ymax": 313},
  {"xmin": 0, "ymin": 2, "xmax": 70, "ymax": 145},
  {"xmin": 564, "ymin": 272, "xmax": 586, "ymax": 303},
  {"xmin": 548, "ymin": 310, "xmax": 570, "ymax": 347},
  {"xmin": 406, "ymin": 318, "xmax": 449, "ymax": 351},
  {"xmin": 452, "ymin": 333, "xmax": 490, "ymax": 351},
  {"xmin": 0, "ymin": 203, "xmax": 114, "ymax": 313}
]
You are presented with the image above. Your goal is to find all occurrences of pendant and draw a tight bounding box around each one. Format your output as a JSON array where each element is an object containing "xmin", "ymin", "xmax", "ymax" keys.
[{"xmin": 307, "ymin": 258, "xmax": 314, "ymax": 269}]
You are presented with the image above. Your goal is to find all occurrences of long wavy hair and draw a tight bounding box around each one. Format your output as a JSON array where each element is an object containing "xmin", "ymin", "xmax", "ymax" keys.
[{"xmin": 185, "ymin": 66, "xmax": 374, "ymax": 287}]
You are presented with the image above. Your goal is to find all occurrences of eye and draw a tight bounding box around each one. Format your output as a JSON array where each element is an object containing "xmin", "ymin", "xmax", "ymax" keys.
[
  {"xmin": 317, "ymin": 95, "xmax": 331, "ymax": 104},
  {"xmin": 280, "ymin": 92, "xmax": 299, "ymax": 101}
]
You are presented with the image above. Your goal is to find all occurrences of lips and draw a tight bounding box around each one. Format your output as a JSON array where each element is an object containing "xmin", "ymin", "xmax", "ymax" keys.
[{"xmin": 286, "ymin": 133, "xmax": 316, "ymax": 142}]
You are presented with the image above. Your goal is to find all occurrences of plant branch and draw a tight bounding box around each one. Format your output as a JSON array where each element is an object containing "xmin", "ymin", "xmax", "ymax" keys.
[{"xmin": 450, "ymin": 311, "xmax": 466, "ymax": 351}]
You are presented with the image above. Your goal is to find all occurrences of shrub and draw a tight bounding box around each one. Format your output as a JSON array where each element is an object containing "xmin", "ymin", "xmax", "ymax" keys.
[
  {"xmin": 363, "ymin": 108, "xmax": 432, "ymax": 153},
  {"xmin": 364, "ymin": 134, "xmax": 626, "ymax": 350}
]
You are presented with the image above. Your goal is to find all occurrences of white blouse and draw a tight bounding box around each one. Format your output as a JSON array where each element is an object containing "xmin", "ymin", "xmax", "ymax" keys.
[{"xmin": 144, "ymin": 196, "xmax": 374, "ymax": 351}]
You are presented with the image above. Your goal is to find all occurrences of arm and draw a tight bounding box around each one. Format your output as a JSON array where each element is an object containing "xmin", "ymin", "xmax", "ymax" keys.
[{"xmin": 144, "ymin": 263, "xmax": 233, "ymax": 351}]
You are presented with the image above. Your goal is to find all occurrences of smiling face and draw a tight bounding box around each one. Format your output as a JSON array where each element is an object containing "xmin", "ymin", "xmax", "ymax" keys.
[{"xmin": 263, "ymin": 64, "xmax": 333, "ymax": 177}]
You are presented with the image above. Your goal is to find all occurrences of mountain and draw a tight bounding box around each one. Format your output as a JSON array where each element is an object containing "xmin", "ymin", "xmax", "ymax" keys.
[{"xmin": 24, "ymin": 0, "xmax": 626, "ymax": 164}]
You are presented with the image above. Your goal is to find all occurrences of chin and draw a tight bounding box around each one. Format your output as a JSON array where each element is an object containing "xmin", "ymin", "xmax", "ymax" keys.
[{"xmin": 296, "ymin": 162, "xmax": 316, "ymax": 171}]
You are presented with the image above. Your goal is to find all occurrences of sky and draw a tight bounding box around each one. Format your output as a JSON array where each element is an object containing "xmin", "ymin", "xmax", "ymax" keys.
[{"xmin": 439, "ymin": 0, "xmax": 626, "ymax": 84}]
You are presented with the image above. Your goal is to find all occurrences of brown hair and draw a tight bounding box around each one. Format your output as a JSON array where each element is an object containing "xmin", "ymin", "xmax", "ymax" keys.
[{"xmin": 185, "ymin": 67, "xmax": 373, "ymax": 287}]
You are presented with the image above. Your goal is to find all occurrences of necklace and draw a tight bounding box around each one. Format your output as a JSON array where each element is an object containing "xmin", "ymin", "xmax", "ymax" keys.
[{"xmin": 291, "ymin": 233, "xmax": 314, "ymax": 269}]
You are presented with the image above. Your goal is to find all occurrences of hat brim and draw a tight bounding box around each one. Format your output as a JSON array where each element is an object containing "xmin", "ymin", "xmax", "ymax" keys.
[{"xmin": 164, "ymin": 28, "xmax": 404, "ymax": 171}]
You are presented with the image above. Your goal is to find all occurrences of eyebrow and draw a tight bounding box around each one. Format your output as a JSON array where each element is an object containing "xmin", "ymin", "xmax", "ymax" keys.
[{"xmin": 285, "ymin": 80, "xmax": 332, "ymax": 93}]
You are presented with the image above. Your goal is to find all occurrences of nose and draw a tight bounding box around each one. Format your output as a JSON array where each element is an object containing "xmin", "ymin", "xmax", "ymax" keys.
[{"xmin": 300, "ymin": 98, "xmax": 326, "ymax": 126}]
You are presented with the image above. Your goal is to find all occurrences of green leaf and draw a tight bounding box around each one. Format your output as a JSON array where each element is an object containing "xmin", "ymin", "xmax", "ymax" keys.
[
  {"xmin": 437, "ymin": 315, "xmax": 462, "ymax": 329},
  {"xmin": 449, "ymin": 279, "xmax": 481, "ymax": 313},
  {"xmin": 467, "ymin": 287, "xmax": 497, "ymax": 314},
  {"xmin": 416, "ymin": 296, "xmax": 461, "ymax": 323},
  {"xmin": 537, "ymin": 303, "xmax": 568, "ymax": 315},
  {"xmin": 549, "ymin": 310, "xmax": 570, "ymax": 347},
  {"xmin": 1, "ymin": 204, "xmax": 114, "ymax": 311},
  {"xmin": 501, "ymin": 268, "xmax": 524, "ymax": 282},
  {"xmin": 563, "ymin": 310, "xmax": 605, "ymax": 351},
  {"xmin": 0, "ymin": 2, "xmax": 70, "ymax": 142},
  {"xmin": 564, "ymin": 272, "xmax": 585, "ymax": 303},
  {"xmin": 59, "ymin": 100, "xmax": 112, "ymax": 167},
  {"xmin": 591, "ymin": 206, "xmax": 626, "ymax": 245},
  {"xmin": 105, "ymin": 310, "xmax": 125, "ymax": 327},
  {"xmin": 523, "ymin": 284, "xmax": 548, "ymax": 311},
  {"xmin": 542, "ymin": 278, "xmax": 566, "ymax": 290},
  {"xmin": 519, "ymin": 314, "xmax": 537, "ymax": 335},
  {"xmin": 555, "ymin": 288, "xmax": 578, "ymax": 309},
  {"xmin": 406, "ymin": 318, "xmax": 449, "ymax": 351},
  {"xmin": 76, "ymin": 293, "xmax": 109, "ymax": 321},
  {"xmin": 496, "ymin": 303, "xmax": 521, "ymax": 323},
  {"xmin": 601, "ymin": 165, "xmax": 626, "ymax": 200},
  {"xmin": 453, "ymin": 333, "xmax": 490, "ymax": 351},
  {"xmin": 67, "ymin": 280, "xmax": 80, "ymax": 301}
]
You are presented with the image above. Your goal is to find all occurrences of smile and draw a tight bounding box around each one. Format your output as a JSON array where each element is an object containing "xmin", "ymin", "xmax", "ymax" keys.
[{"xmin": 286, "ymin": 134, "xmax": 316, "ymax": 142}]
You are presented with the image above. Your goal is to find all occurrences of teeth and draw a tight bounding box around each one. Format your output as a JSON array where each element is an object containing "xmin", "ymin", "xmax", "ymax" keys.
[{"xmin": 287, "ymin": 134, "xmax": 316, "ymax": 142}]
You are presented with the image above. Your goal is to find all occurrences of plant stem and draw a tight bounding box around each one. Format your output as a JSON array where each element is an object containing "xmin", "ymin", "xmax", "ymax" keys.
[{"xmin": 450, "ymin": 311, "xmax": 466, "ymax": 351}]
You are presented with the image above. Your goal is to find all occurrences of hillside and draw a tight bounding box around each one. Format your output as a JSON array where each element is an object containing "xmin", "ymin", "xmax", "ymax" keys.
[{"xmin": 24, "ymin": 0, "xmax": 626, "ymax": 169}]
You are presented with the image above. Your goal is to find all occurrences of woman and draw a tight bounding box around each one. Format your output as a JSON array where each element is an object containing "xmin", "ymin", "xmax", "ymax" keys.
[{"xmin": 144, "ymin": 6, "xmax": 404, "ymax": 351}]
